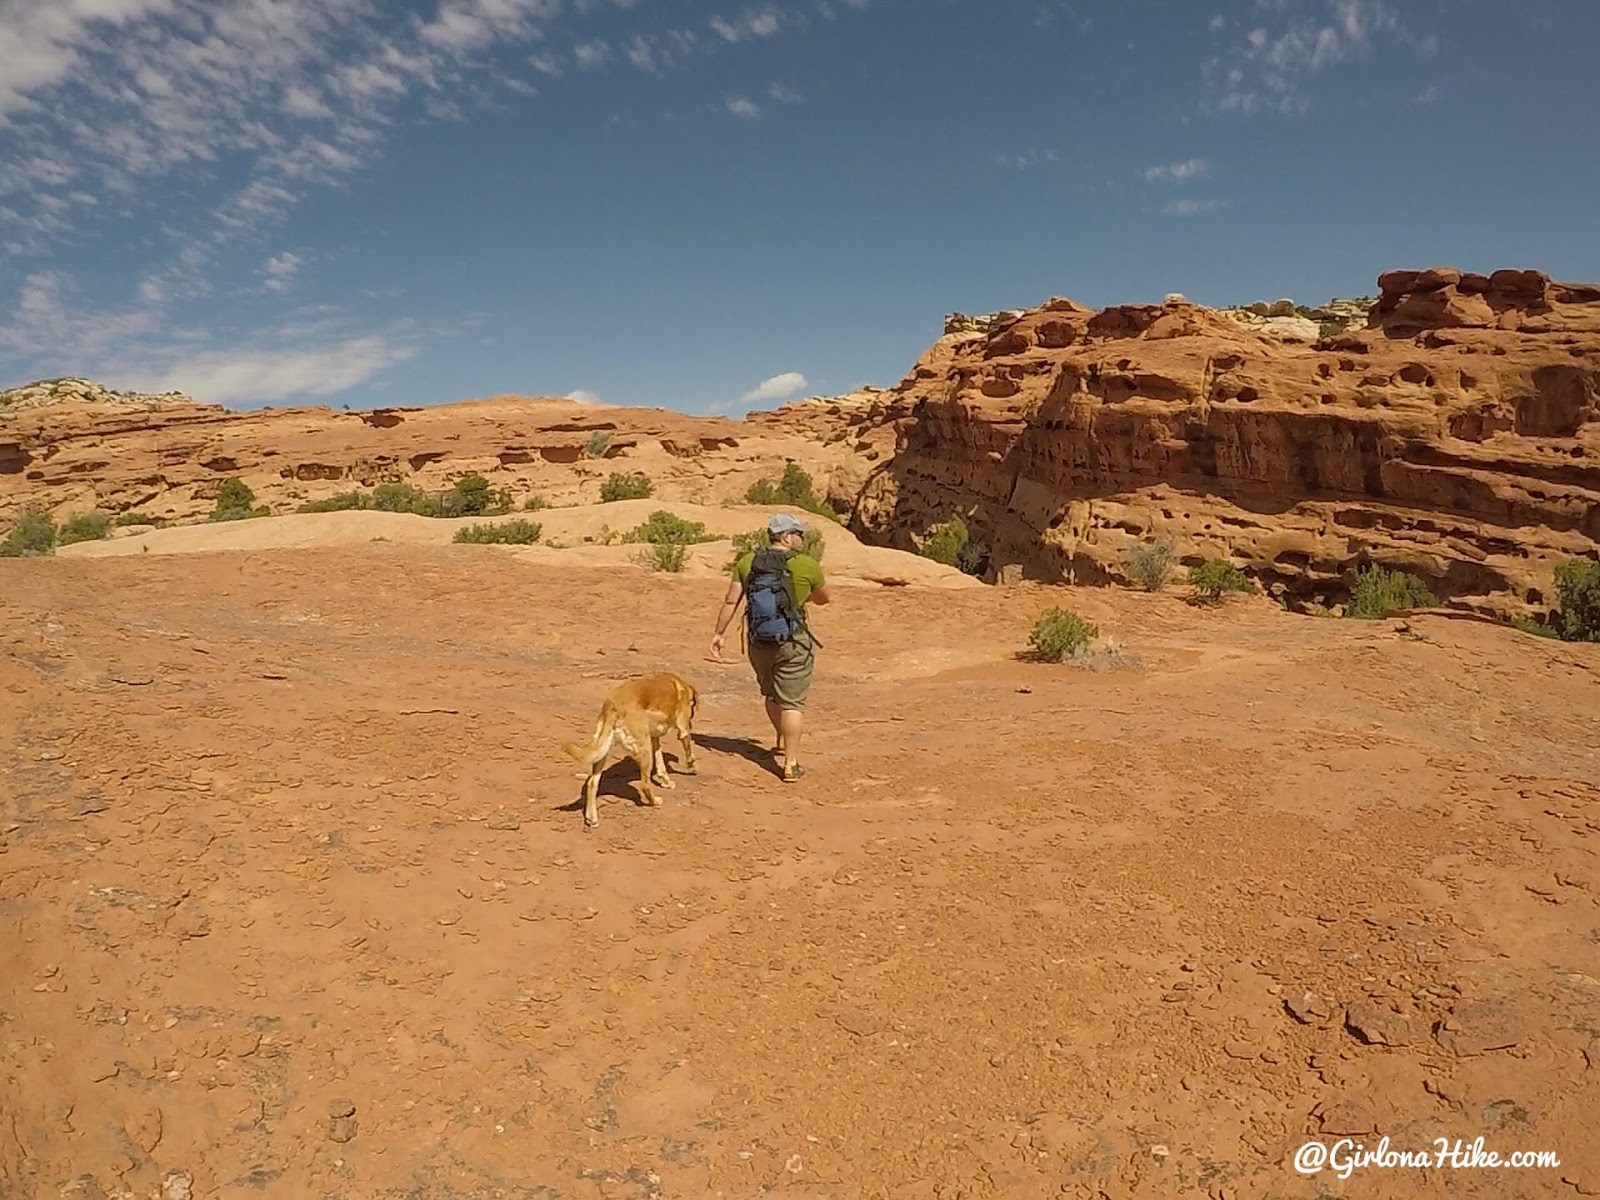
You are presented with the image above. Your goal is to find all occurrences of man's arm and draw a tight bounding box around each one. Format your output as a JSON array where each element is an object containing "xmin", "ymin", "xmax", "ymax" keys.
[
  {"xmin": 707, "ymin": 573, "xmax": 744, "ymax": 659},
  {"xmin": 804, "ymin": 558, "xmax": 830, "ymax": 605}
]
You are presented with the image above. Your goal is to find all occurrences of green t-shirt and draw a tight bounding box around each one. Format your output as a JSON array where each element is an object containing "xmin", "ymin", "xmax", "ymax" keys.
[{"xmin": 731, "ymin": 549, "xmax": 826, "ymax": 609}]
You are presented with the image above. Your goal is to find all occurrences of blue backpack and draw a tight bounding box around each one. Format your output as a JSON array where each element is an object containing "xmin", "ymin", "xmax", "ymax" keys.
[{"xmin": 745, "ymin": 547, "xmax": 803, "ymax": 644}]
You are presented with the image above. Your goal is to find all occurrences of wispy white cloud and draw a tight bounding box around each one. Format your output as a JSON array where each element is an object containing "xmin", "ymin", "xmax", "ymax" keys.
[
  {"xmin": 1163, "ymin": 197, "xmax": 1225, "ymax": 216},
  {"xmin": 994, "ymin": 149, "xmax": 1058, "ymax": 170},
  {"xmin": 565, "ymin": 388, "xmax": 602, "ymax": 404},
  {"xmin": 727, "ymin": 95, "xmax": 762, "ymax": 119},
  {"xmin": 1200, "ymin": 0, "xmax": 1423, "ymax": 117},
  {"xmin": 1144, "ymin": 157, "xmax": 1212, "ymax": 182},
  {"xmin": 742, "ymin": 371, "xmax": 807, "ymax": 403},
  {"xmin": 110, "ymin": 336, "xmax": 418, "ymax": 406},
  {"xmin": 260, "ymin": 252, "xmax": 305, "ymax": 293},
  {"xmin": 0, "ymin": 0, "xmax": 885, "ymax": 400}
]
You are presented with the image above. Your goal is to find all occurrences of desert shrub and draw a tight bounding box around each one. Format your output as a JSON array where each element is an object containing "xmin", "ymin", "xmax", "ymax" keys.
[
  {"xmin": 436, "ymin": 473, "xmax": 512, "ymax": 517},
  {"xmin": 955, "ymin": 533, "xmax": 990, "ymax": 579},
  {"xmin": 57, "ymin": 511, "xmax": 111, "ymax": 545},
  {"xmin": 1187, "ymin": 558, "xmax": 1257, "ymax": 603},
  {"xmin": 1509, "ymin": 615, "xmax": 1561, "ymax": 640},
  {"xmin": 210, "ymin": 478, "xmax": 269, "ymax": 522},
  {"xmin": 745, "ymin": 463, "xmax": 838, "ymax": 520},
  {"xmin": 370, "ymin": 482, "xmax": 439, "ymax": 515},
  {"xmin": 621, "ymin": 510, "xmax": 718, "ymax": 546},
  {"xmin": 523, "ymin": 495, "xmax": 548, "ymax": 511},
  {"xmin": 112, "ymin": 511, "xmax": 164, "ymax": 527},
  {"xmin": 1345, "ymin": 564, "xmax": 1436, "ymax": 619},
  {"xmin": 584, "ymin": 430, "xmax": 614, "ymax": 458},
  {"xmin": 599, "ymin": 471, "xmax": 653, "ymax": 502},
  {"xmin": 451, "ymin": 518, "xmax": 542, "ymax": 545},
  {"xmin": 1125, "ymin": 536, "xmax": 1179, "ymax": 591},
  {"xmin": 297, "ymin": 491, "xmax": 372, "ymax": 513},
  {"xmin": 0, "ymin": 510, "xmax": 58, "ymax": 557},
  {"xmin": 1027, "ymin": 606, "xmax": 1098, "ymax": 662},
  {"xmin": 918, "ymin": 515, "xmax": 970, "ymax": 567},
  {"xmin": 635, "ymin": 541, "xmax": 688, "ymax": 572},
  {"xmin": 729, "ymin": 525, "xmax": 826, "ymax": 565},
  {"xmin": 1553, "ymin": 559, "xmax": 1600, "ymax": 642}
]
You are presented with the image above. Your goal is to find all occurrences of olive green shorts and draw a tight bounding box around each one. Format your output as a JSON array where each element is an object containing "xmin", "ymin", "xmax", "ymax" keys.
[{"xmin": 748, "ymin": 635, "xmax": 816, "ymax": 710}]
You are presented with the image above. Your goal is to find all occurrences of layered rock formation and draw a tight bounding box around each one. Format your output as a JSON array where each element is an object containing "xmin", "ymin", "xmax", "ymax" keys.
[
  {"xmin": 754, "ymin": 268, "xmax": 1600, "ymax": 618},
  {"xmin": 0, "ymin": 391, "xmax": 860, "ymax": 527}
]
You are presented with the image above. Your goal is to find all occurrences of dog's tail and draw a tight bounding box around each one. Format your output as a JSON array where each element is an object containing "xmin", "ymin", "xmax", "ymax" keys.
[{"xmin": 562, "ymin": 706, "xmax": 617, "ymax": 766}]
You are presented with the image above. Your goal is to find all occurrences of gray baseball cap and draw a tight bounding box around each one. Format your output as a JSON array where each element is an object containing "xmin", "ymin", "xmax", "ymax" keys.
[{"xmin": 767, "ymin": 512, "xmax": 807, "ymax": 535}]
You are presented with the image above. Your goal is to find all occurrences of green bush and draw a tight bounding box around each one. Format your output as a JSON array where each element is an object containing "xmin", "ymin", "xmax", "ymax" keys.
[
  {"xmin": 584, "ymin": 430, "xmax": 614, "ymax": 458},
  {"xmin": 523, "ymin": 495, "xmax": 548, "ymax": 511},
  {"xmin": 1510, "ymin": 615, "xmax": 1560, "ymax": 640},
  {"xmin": 210, "ymin": 478, "xmax": 269, "ymax": 522},
  {"xmin": 438, "ymin": 474, "xmax": 512, "ymax": 517},
  {"xmin": 297, "ymin": 491, "xmax": 372, "ymax": 513},
  {"xmin": 745, "ymin": 463, "xmax": 838, "ymax": 520},
  {"xmin": 1344, "ymin": 564, "xmax": 1436, "ymax": 619},
  {"xmin": 621, "ymin": 510, "xmax": 718, "ymax": 546},
  {"xmin": 0, "ymin": 510, "xmax": 58, "ymax": 557},
  {"xmin": 636, "ymin": 542, "xmax": 688, "ymax": 572},
  {"xmin": 370, "ymin": 482, "xmax": 439, "ymax": 515},
  {"xmin": 1553, "ymin": 559, "xmax": 1600, "ymax": 642},
  {"xmin": 919, "ymin": 515, "xmax": 969, "ymax": 567},
  {"xmin": 451, "ymin": 518, "xmax": 542, "ymax": 544},
  {"xmin": 1125, "ymin": 536, "xmax": 1178, "ymax": 591},
  {"xmin": 729, "ymin": 525, "xmax": 826, "ymax": 565},
  {"xmin": 1188, "ymin": 558, "xmax": 1257, "ymax": 603},
  {"xmin": 599, "ymin": 471, "xmax": 653, "ymax": 502},
  {"xmin": 58, "ymin": 511, "xmax": 111, "ymax": 545},
  {"xmin": 112, "ymin": 511, "xmax": 164, "ymax": 527},
  {"xmin": 1028, "ymin": 607, "xmax": 1098, "ymax": 662}
]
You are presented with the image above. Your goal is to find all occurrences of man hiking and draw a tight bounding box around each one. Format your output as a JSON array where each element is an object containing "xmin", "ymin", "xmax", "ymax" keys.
[{"xmin": 707, "ymin": 512, "xmax": 830, "ymax": 783}]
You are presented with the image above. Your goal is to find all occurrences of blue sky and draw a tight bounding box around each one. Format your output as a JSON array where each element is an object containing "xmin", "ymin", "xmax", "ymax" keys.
[{"xmin": 1, "ymin": 0, "xmax": 1596, "ymax": 414}]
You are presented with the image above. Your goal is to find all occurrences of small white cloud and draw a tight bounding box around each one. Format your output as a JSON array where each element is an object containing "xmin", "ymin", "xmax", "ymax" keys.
[
  {"xmin": 565, "ymin": 389, "xmax": 601, "ymax": 404},
  {"xmin": 1144, "ymin": 157, "xmax": 1212, "ymax": 182},
  {"xmin": 1164, "ymin": 198, "xmax": 1224, "ymax": 216},
  {"xmin": 727, "ymin": 96, "xmax": 761, "ymax": 119},
  {"xmin": 114, "ymin": 336, "xmax": 417, "ymax": 406},
  {"xmin": 260, "ymin": 252, "xmax": 304, "ymax": 293},
  {"xmin": 741, "ymin": 371, "xmax": 807, "ymax": 403}
]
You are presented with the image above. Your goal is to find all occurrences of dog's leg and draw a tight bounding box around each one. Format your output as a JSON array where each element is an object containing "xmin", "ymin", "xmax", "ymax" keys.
[
  {"xmin": 650, "ymin": 730, "xmax": 676, "ymax": 790},
  {"xmin": 675, "ymin": 709, "xmax": 699, "ymax": 775},
  {"xmin": 581, "ymin": 759, "xmax": 604, "ymax": 829},
  {"xmin": 625, "ymin": 718, "xmax": 660, "ymax": 807}
]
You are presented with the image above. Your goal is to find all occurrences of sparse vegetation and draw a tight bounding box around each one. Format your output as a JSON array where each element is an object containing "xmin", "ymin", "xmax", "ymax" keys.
[
  {"xmin": 1187, "ymin": 558, "xmax": 1257, "ymax": 604},
  {"xmin": 1027, "ymin": 606, "xmax": 1098, "ymax": 662},
  {"xmin": 523, "ymin": 495, "xmax": 548, "ymax": 511},
  {"xmin": 210, "ymin": 478, "xmax": 270, "ymax": 522},
  {"xmin": 636, "ymin": 541, "xmax": 688, "ymax": 572},
  {"xmin": 620, "ymin": 510, "xmax": 719, "ymax": 547},
  {"xmin": 729, "ymin": 525, "xmax": 826, "ymax": 565},
  {"xmin": 1510, "ymin": 615, "xmax": 1561, "ymax": 640},
  {"xmin": 918, "ymin": 515, "xmax": 970, "ymax": 568},
  {"xmin": 112, "ymin": 511, "xmax": 164, "ymax": 527},
  {"xmin": 0, "ymin": 509, "xmax": 58, "ymax": 557},
  {"xmin": 745, "ymin": 463, "xmax": 839, "ymax": 520},
  {"xmin": 584, "ymin": 430, "xmax": 614, "ymax": 459},
  {"xmin": 451, "ymin": 518, "xmax": 542, "ymax": 545},
  {"xmin": 1344, "ymin": 564, "xmax": 1436, "ymax": 619},
  {"xmin": 57, "ymin": 511, "xmax": 111, "ymax": 545},
  {"xmin": 296, "ymin": 477, "xmax": 514, "ymax": 517},
  {"xmin": 1125, "ymin": 536, "xmax": 1179, "ymax": 591},
  {"xmin": 599, "ymin": 471, "xmax": 654, "ymax": 502},
  {"xmin": 1553, "ymin": 558, "xmax": 1600, "ymax": 642}
]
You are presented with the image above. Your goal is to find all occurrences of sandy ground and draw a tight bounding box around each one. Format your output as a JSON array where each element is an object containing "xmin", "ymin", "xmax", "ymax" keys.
[{"xmin": 3, "ymin": 541, "xmax": 1599, "ymax": 1200}]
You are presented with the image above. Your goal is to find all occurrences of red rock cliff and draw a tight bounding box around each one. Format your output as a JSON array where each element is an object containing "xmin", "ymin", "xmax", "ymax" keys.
[{"xmin": 754, "ymin": 269, "xmax": 1600, "ymax": 617}]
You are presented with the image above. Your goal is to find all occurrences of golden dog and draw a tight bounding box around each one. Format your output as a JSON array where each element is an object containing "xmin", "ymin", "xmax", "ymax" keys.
[{"xmin": 563, "ymin": 672, "xmax": 700, "ymax": 828}]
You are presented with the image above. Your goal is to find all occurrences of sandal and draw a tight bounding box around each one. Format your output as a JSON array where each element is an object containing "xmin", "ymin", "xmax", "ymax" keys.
[{"xmin": 781, "ymin": 763, "xmax": 805, "ymax": 783}]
